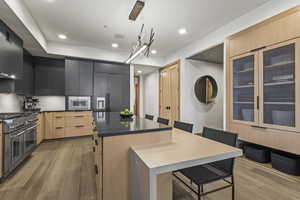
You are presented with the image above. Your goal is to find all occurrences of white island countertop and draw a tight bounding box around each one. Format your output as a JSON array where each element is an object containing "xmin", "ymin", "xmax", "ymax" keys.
[{"xmin": 129, "ymin": 129, "xmax": 243, "ymax": 200}]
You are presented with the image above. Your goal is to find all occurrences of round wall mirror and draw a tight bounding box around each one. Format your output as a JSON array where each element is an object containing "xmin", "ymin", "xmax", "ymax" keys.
[{"xmin": 194, "ymin": 75, "xmax": 218, "ymax": 104}]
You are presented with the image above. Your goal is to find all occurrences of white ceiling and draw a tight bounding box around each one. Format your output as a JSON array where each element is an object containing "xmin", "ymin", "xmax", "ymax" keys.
[{"xmin": 22, "ymin": 0, "xmax": 270, "ymax": 57}]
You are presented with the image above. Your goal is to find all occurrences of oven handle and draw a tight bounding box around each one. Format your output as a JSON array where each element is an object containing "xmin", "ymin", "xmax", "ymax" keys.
[
  {"xmin": 27, "ymin": 125, "xmax": 38, "ymax": 131},
  {"xmin": 12, "ymin": 130, "xmax": 26, "ymax": 137},
  {"xmin": 12, "ymin": 125, "xmax": 38, "ymax": 137}
]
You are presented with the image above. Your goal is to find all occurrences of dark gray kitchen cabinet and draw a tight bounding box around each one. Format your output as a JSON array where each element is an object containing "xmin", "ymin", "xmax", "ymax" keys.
[
  {"xmin": 94, "ymin": 61, "xmax": 130, "ymax": 75},
  {"xmin": 0, "ymin": 20, "xmax": 23, "ymax": 79},
  {"xmin": 65, "ymin": 59, "xmax": 93, "ymax": 96},
  {"xmin": 15, "ymin": 50, "xmax": 34, "ymax": 95},
  {"xmin": 34, "ymin": 57, "xmax": 65, "ymax": 96},
  {"xmin": 107, "ymin": 73, "xmax": 130, "ymax": 112},
  {"xmin": 93, "ymin": 61, "xmax": 130, "ymax": 112}
]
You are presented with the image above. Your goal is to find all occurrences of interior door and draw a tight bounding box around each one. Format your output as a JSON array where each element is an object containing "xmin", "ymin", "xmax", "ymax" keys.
[
  {"xmin": 230, "ymin": 52, "xmax": 259, "ymax": 125},
  {"xmin": 159, "ymin": 62, "xmax": 180, "ymax": 125},
  {"xmin": 160, "ymin": 68, "xmax": 171, "ymax": 121},
  {"xmin": 259, "ymin": 39, "xmax": 299, "ymax": 131}
]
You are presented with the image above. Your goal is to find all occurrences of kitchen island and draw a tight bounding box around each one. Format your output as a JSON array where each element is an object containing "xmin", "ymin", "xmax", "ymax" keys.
[{"xmin": 92, "ymin": 112, "xmax": 172, "ymax": 200}]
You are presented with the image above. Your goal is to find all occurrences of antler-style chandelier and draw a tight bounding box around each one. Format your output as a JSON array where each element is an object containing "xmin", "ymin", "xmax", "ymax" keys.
[{"xmin": 125, "ymin": 24, "xmax": 155, "ymax": 64}]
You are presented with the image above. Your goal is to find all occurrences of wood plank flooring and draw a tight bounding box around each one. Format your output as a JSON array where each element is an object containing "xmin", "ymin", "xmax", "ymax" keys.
[{"xmin": 0, "ymin": 137, "xmax": 299, "ymax": 200}]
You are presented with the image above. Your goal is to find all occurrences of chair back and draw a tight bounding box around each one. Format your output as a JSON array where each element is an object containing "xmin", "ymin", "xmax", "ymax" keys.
[
  {"xmin": 145, "ymin": 114, "xmax": 154, "ymax": 120},
  {"xmin": 202, "ymin": 127, "xmax": 238, "ymax": 174},
  {"xmin": 174, "ymin": 121, "xmax": 193, "ymax": 133},
  {"xmin": 157, "ymin": 117, "xmax": 169, "ymax": 125}
]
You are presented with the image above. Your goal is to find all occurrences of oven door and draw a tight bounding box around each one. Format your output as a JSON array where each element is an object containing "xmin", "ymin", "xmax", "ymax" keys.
[
  {"xmin": 10, "ymin": 130, "xmax": 25, "ymax": 168},
  {"xmin": 24, "ymin": 125, "xmax": 37, "ymax": 154}
]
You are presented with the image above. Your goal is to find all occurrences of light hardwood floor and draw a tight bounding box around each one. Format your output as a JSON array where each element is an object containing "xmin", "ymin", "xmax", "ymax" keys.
[{"xmin": 0, "ymin": 137, "xmax": 299, "ymax": 200}]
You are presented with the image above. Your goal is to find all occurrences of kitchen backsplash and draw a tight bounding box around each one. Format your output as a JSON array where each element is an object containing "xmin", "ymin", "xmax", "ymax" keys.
[
  {"xmin": 0, "ymin": 94, "xmax": 66, "ymax": 113},
  {"xmin": 38, "ymin": 96, "xmax": 65, "ymax": 111},
  {"xmin": 0, "ymin": 94, "xmax": 23, "ymax": 113}
]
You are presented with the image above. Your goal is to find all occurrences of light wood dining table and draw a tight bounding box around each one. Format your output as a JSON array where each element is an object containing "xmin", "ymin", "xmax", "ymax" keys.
[{"xmin": 129, "ymin": 128, "xmax": 243, "ymax": 200}]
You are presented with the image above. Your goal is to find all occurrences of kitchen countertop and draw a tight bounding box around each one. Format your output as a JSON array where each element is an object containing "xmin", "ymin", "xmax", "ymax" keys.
[
  {"xmin": 41, "ymin": 110, "xmax": 92, "ymax": 113},
  {"xmin": 93, "ymin": 112, "xmax": 172, "ymax": 137}
]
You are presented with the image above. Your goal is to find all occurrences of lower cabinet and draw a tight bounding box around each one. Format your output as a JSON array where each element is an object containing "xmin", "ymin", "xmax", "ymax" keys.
[
  {"xmin": 37, "ymin": 113, "xmax": 45, "ymax": 145},
  {"xmin": 93, "ymin": 133, "xmax": 103, "ymax": 200},
  {"xmin": 44, "ymin": 111, "xmax": 92, "ymax": 140}
]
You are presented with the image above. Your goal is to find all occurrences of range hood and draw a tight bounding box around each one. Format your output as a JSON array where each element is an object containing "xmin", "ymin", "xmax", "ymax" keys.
[{"xmin": 0, "ymin": 72, "xmax": 15, "ymax": 79}]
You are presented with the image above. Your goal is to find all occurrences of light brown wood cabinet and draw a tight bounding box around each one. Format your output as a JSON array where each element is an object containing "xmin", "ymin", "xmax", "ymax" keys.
[
  {"xmin": 93, "ymin": 134, "xmax": 103, "ymax": 200},
  {"xmin": 37, "ymin": 113, "xmax": 45, "ymax": 145},
  {"xmin": 94, "ymin": 131, "xmax": 172, "ymax": 200},
  {"xmin": 44, "ymin": 112, "xmax": 54, "ymax": 139},
  {"xmin": 226, "ymin": 5, "xmax": 300, "ymax": 155},
  {"xmin": 44, "ymin": 111, "xmax": 92, "ymax": 140},
  {"xmin": 228, "ymin": 6, "xmax": 300, "ymax": 57}
]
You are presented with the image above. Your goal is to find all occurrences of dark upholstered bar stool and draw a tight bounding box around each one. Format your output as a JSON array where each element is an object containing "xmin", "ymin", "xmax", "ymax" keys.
[
  {"xmin": 173, "ymin": 121, "xmax": 193, "ymax": 133},
  {"xmin": 174, "ymin": 127, "xmax": 238, "ymax": 200},
  {"xmin": 157, "ymin": 117, "xmax": 169, "ymax": 125},
  {"xmin": 145, "ymin": 114, "xmax": 154, "ymax": 120}
]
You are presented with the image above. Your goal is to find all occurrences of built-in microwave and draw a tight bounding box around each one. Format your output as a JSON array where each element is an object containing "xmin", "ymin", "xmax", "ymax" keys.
[{"xmin": 68, "ymin": 96, "xmax": 91, "ymax": 111}]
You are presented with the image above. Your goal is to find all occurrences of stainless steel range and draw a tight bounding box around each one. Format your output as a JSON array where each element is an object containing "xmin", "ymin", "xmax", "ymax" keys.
[{"xmin": 0, "ymin": 113, "xmax": 37, "ymax": 177}]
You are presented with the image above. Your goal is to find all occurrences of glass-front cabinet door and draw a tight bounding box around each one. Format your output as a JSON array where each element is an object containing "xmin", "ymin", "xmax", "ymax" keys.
[
  {"xmin": 231, "ymin": 52, "xmax": 258, "ymax": 124},
  {"xmin": 259, "ymin": 39, "xmax": 299, "ymax": 130}
]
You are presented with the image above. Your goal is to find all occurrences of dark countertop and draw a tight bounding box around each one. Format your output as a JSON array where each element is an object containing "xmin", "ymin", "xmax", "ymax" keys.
[
  {"xmin": 39, "ymin": 110, "xmax": 92, "ymax": 113},
  {"xmin": 93, "ymin": 112, "xmax": 172, "ymax": 137}
]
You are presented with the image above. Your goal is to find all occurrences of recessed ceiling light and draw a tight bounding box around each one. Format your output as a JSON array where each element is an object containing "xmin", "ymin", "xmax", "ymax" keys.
[
  {"xmin": 137, "ymin": 70, "xmax": 142, "ymax": 74},
  {"xmin": 151, "ymin": 50, "xmax": 157, "ymax": 54},
  {"xmin": 10, "ymin": 74, "xmax": 16, "ymax": 79},
  {"xmin": 44, "ymin": 0, "xmax": 56, "ymax": 2},
  {"xmin": 112, "ymin": 43, "xmax": 119, "ymax": 48},
  {"xmin": 58, "ymin": 34, "xmax": 67, "ymax": 39},
  {"xmin": 178, "ymin": 28, "xmax": 187, "ymax": 35}
]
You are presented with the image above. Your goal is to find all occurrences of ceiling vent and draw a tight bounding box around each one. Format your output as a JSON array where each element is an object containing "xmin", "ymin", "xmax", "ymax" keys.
[{"xmin": 129, "ymin": 0, "xmax": 145, "ymax": 21}]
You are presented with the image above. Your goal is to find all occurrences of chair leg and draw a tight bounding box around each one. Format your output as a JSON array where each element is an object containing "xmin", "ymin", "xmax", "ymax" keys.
[
  {"xmin": 231, "ymin": 176, "xmax": 235, "ymax": 200},
  {"xmin": 198, "ymin": 185, "xmax": 201, "ymax": 200}
]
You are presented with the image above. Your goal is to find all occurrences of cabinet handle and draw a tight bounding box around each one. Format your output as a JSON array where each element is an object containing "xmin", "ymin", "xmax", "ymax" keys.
[
  {"xmin": 94, "ymin": 165, "xmax": 98, "ymax": 175},
  {"xmin": 75, "ymin": 125, "xmax": 84, "ymax": 128},
  {"xmin": 251, "ymin": 125, "xmax": 267, "ymax": 129},
  {"xmin": 93, "ymin": 146, "xmax": 95, "ymax": 152},
  {"xmin": 56, "ymin": 127, "xmax": 64, "ymax": 129},
  {"xmin": 95, "ymin": 140, "xmax": 98, "ymax": 146},
  {"xmin": 56, "ymin": 116, "xmax": 63, "ymax": 119},
  {"xmin": 74, "ymin": 116, "xmax": 84, "ymax": 118},
  {"xmin": 256, "ymin": 96, "xmax": 259, "ymax": 110}
]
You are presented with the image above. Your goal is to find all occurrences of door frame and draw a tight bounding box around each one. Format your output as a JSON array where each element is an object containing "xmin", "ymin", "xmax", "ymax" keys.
[
  {"xmin": 159, "ymin": 60, "xmax": 181, "ymax": 121},
  {"xmin": 134, "ymin": 76, "xmax": 140, "ymax": 116}
]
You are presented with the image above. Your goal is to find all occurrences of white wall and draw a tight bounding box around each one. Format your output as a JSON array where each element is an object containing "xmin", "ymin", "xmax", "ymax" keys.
[
  {"xmin": 38, "ymin": 96, "xmax": 65, "ymax": 111},
  {"xmin": 0, "ymin": 94, "xmax": 23, "ymax": 113},
  {"xmin": 140, "ymin": 70, "xmax": 160, "ymax": 118},
  {"xmin": 181, "ymin": 60, "xmax": 223, "ymax": 133}
]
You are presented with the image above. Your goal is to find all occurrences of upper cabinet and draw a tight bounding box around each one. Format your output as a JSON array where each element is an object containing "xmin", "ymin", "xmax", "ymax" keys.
[
  {"xmin": 65, "ymin": 59, "xmax": 93, "ymax": 96},
  {"xmin": 226, "ymin": 6, "xmax": 300, "ymax": 154},
  {"xmin": 0, "ymin": 20, "xmax": 23, "ymax": 79},
  {"xmin": 231, "ymin": 52, "xmax": 258, "ymax": 125},
  {"xmin": 229, "ymin": 39, "xmax": 300, "ymax": 131},
  {"xmin": 34, "ymin": 57, "xmax": 65, "ymax": 96},
  {"xmin": 228, "ymin": 7, "xmax": 300, "ymax": 57},
  {"xmin": 15, "ymin": 50, "xmax": 34, "ymax": 96},
  {"xmin": 259, "ymin": 40, "xmax": 299, "ymax": 131}
]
